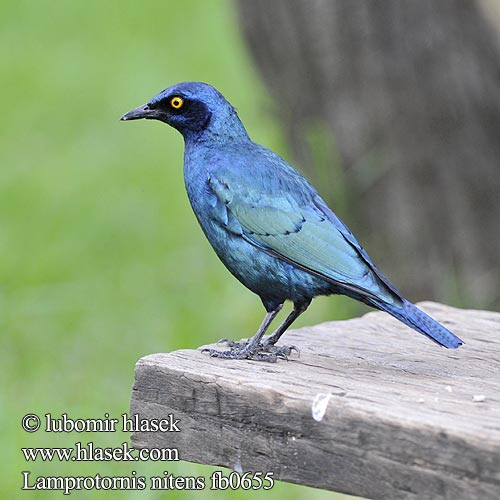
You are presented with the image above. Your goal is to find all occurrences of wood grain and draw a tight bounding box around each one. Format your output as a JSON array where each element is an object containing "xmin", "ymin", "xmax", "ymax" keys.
[{"xmin": 130, "ymin": 302, "xmax": 500, "ymax": 499}]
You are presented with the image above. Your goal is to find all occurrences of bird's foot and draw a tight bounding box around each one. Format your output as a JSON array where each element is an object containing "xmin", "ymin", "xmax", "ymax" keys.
[
  {"xmin": 261, "ymin": 341, "xmax": 300, "ymax": 358},
  {"xmin": 202, "ymin": 346, "xmax": 281, "ymax": 362},
  {"xmin": 216, "ymin": 338, "xmax": 248, "ymax": 349},
  {"xmin": 205, "ymin": 338, "xmax": 299, "ymax": 362}
]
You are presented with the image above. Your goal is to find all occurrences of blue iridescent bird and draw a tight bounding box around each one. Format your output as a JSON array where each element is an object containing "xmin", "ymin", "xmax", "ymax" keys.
[{"xmin": 121, "ymin": 82, "xmax": 463, "ymax": 361}]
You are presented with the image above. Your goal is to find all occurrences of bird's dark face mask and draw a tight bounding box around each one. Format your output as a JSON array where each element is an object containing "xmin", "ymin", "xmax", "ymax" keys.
[{"xmin": 120, "ymin": 94, "xmax": 211, "ymax": 136}]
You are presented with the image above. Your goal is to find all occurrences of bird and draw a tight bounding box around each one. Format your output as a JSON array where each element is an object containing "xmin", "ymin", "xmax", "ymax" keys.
[{"xmin": 121, "ymin": 82, "xmax": 463, "ymax": 362}]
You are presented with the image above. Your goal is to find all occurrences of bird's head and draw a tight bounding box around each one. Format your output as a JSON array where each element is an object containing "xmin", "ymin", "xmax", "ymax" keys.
[{"xmin": 120, "ymin": 82, "xmax": 248, "ymax": 143}]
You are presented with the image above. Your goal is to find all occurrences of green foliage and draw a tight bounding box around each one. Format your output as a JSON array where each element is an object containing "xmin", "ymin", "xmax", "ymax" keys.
[{"xmin": 1, "ymin": 1, "xmax": 353, "ymax": 497}]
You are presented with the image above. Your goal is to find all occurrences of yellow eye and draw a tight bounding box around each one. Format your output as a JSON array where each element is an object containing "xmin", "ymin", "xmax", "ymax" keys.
[{"xmin": 170, "ymin": 96, "xmax": 184, "ymax": 109}]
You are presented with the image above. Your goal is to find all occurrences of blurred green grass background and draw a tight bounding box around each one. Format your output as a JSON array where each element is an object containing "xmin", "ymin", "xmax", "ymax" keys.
[{"xmin": 1, "ymin": 0, "xmax": 358, "ymax": 498}]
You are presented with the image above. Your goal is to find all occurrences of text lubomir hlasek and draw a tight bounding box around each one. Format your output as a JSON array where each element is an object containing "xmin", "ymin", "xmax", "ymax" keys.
[{"xmin": 42, "ymin": 413, "xmax": 180, "ymax": 433}]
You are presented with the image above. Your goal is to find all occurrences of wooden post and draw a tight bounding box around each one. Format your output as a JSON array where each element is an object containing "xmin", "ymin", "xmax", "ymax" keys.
[{"xmin": 130, "ymin": 302, "xmax": 500, "ymax": 500}]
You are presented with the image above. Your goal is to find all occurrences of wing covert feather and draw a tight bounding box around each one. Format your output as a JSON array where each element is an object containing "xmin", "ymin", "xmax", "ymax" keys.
[{"xmin": 207, "ymin": 169, "xmax": 400, "ymax": 305}]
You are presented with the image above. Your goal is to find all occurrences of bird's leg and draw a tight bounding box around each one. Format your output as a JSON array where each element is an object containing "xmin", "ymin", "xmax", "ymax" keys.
[
  {"xmin": 202, "ymin": 304, "xmax": 284, "ymax": 361},
  {"xmin": 261, "ymin": 299, "xmax": 312, "ymax": 357}
]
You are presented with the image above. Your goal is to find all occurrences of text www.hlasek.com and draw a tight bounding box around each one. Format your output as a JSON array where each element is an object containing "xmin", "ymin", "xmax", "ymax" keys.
[{"xmin": 22, "ymin": 442, "xmax": 177, "ymax": 462}]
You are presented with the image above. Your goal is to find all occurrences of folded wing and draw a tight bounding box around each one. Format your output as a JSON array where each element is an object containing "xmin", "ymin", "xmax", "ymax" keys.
[{"xmin": 208, "ymin": 170, "xmax": 402, "ymax": 306}]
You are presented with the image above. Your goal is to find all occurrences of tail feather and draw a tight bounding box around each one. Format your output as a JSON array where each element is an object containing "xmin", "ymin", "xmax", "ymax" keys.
[{"xmin": 374, "ymin": 299, "xmax": 463, "ymax": 349}]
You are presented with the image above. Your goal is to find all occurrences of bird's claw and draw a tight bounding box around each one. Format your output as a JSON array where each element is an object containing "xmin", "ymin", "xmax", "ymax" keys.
[
  {"xmin": 201, "ymin": 347, "xmax": 278, "ymax": 362},
  {"xmin": 201, "ymin": 340, "xmax": 299, "ymax": 362},
  {"xmin": 216, "ymin": 338, "xmax": 247, "ymax": 348},
  {"xmin": 263, "ymin": 343, "xmax": 300, "ymax": 358}
]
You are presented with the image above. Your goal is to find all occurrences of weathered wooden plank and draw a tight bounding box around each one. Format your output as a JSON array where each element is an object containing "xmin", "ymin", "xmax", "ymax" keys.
[{"xmin": 130, "ymin": 302, "xmax": 500, "ymax": 500}]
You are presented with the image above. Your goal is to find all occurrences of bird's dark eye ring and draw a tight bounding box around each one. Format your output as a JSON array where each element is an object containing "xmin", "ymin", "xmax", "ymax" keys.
[{"xmin": 170, "ymin": 96, "xmax": 184, "ymax": 109}]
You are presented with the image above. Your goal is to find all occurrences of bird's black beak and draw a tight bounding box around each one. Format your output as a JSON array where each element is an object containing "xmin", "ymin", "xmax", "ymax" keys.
[{"xmin": 120, "ymin": 103, "xmax": 159, "ymax": 121}]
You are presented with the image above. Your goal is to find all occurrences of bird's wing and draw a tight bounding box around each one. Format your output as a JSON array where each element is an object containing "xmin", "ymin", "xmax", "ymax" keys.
[{"xmin": 208, "ymin": 170, "xmax": 402, "ymax": 305}]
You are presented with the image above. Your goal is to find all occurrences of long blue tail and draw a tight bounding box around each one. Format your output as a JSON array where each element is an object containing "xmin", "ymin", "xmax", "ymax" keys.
[{"xmin": 373, "ymin": 299, "xmax": 463, "ymax": 348}]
